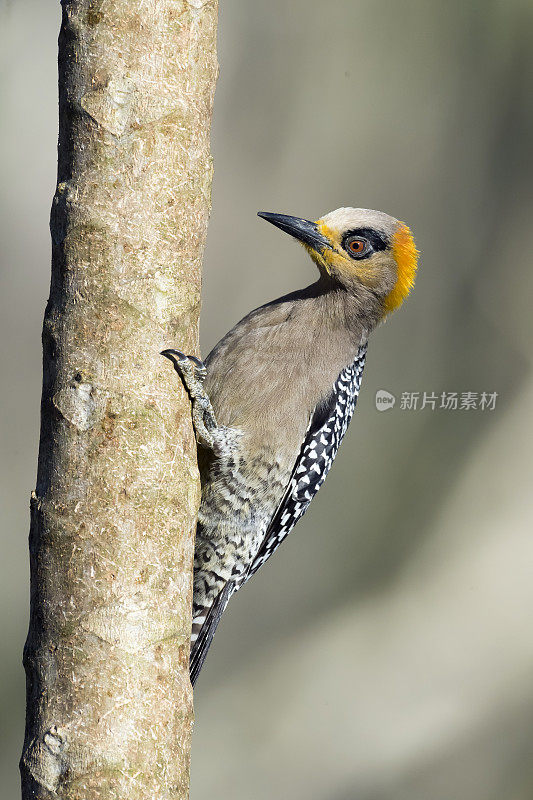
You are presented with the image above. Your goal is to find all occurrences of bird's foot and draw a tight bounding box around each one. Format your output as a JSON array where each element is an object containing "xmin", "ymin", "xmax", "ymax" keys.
[
  {"xmin": 162, "ymin": 349, "xmax": 207, "ymax": 384},
  {"xmin": 161, "ymin": 349, "xmax": 217, "ymax": 449}
]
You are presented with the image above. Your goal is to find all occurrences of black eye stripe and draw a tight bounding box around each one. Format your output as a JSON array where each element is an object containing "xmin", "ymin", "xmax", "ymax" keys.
[{"xmin": 341, "ymin": 228, "xmax": 389, "ymax": 253}]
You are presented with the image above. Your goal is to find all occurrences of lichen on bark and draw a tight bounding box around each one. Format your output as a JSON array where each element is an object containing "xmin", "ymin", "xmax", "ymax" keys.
[{"xmin": 20, "ymin": 1, "xmax": 218, "ymax": 797}]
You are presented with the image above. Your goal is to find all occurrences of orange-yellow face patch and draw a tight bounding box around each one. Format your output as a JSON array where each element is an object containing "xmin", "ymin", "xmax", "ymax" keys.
[
  {"xmin": 384, "ymin": 223, "xmax": 419, "ymax": 315},
  {"xmin": 316, "ymin": 219, "xmax": 342, "ymax": 249},
  {"xmin": 307, "ymin": 218, "xmax": 418, "ymax": 311},
  {"xmin": 309, "ymin": 219, "xmax": 346, "ymax": 275}
]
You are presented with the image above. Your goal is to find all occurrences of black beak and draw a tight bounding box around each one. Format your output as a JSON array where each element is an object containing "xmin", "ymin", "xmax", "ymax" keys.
[{"xmin": 258, "ymin": 212, "xmax": 332, "ymax": 252}]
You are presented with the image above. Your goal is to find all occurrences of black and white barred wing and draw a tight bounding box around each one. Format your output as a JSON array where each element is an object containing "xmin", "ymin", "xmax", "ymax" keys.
[{"xmin": 246, "ymin": 342, "xmax": 368, "ymax": 581}]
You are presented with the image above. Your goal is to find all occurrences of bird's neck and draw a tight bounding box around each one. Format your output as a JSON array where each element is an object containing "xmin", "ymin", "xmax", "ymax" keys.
[{"xmin": 301, "ymin": 277, "xmax": 384, "ymax": 342}]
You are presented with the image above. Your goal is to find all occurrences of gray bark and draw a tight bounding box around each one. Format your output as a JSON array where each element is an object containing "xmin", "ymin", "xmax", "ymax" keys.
[{"xmin": 20, "ymin": 1, "xmax": 218, "ymax": 797}]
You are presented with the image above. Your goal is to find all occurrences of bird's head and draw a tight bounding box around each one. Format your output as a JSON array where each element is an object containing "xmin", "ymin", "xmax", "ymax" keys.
[{"xmin": 258, "ymin": 207, "xmax": 418, "ymax": 317}]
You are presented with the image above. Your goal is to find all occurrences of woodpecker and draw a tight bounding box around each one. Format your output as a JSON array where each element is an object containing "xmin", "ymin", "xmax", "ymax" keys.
[{"xmin": 162, "ymin": 207, "xmax": 418, "ymax": 685}]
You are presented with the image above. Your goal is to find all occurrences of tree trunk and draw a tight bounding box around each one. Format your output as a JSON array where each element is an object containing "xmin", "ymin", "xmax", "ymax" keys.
[{"xmin": 20, "ymin": 1, "xmax": 218, "ymax": 797}]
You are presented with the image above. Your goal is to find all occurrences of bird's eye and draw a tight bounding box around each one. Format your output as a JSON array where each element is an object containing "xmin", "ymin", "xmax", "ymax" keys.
[{"xmin": 345, "ymin": 237, "xmax": 370, "ymax": 258}]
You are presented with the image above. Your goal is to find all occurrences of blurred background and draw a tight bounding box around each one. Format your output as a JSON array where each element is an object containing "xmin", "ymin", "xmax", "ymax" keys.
[{"xmin": 2, "ymin": 0, "xmax": 533, "ymax": 797}]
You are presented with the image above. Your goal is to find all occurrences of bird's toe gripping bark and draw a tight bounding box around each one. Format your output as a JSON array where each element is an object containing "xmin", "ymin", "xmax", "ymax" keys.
[
  {"xmin": 183, "ymin": 353, "xmax": 208, "ymax": 382},
  {"xmin": 161, "ymin": 349, "xmax": 218, "ymax": 449}
]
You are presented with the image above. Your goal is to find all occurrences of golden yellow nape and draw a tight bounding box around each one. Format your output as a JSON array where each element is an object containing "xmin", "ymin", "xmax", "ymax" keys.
[{"xmin": 384, "ymin": 223, "xmax": 419, "ymax": 315}]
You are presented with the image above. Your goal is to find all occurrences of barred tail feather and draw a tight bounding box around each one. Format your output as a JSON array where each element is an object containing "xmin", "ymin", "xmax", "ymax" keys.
[{"xmin": 190, "ymin": 581, "xmax": 234, "ymax": 686}]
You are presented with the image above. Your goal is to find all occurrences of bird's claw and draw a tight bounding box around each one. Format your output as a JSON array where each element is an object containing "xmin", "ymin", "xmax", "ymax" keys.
[
  {"xmin": 161, "ymin": 349, "xmax": 207, "ymax": 381},
  {"xmin": 187, "ymin": 355, "xmax": 208, "ymax": 382},
  {"xmin": 161, "ymin": 348, "xmax": 216, "ymax": 449}
]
